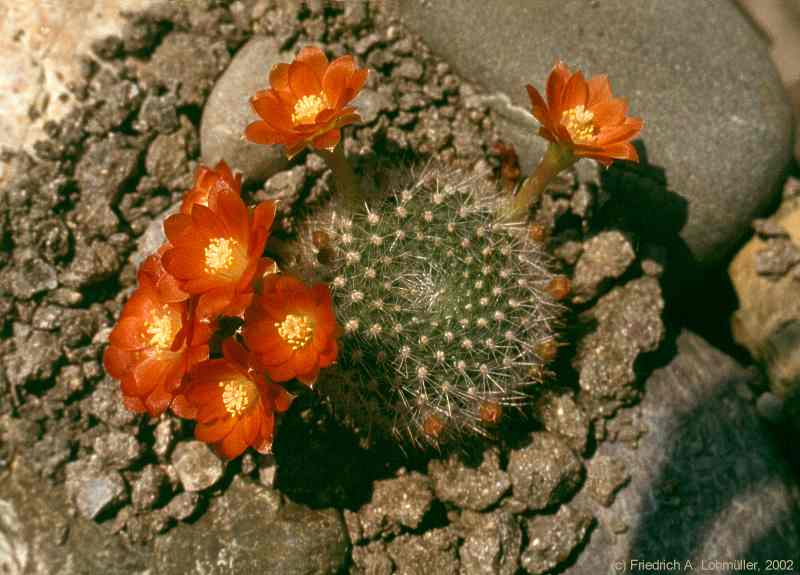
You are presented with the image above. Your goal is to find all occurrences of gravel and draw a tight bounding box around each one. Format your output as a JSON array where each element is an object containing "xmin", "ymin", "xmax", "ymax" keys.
[
  {"xmin": 574, "ymin": 277, "xmax": 665, "ymax": 416},
  {"xmin": 352, "ymin": 471, "xmax": 435, "ymax": 541},
  {"xmin": 428, "ymin": 448, "xmax": 511, "ymax": 511},
  {"xmin": 584, "ymin": 455, "xmax": 630, "ymax": 507},
  {"xmin": 171, "ymin": 441, "xmax": 225, "ymax": 493},
  {"xmin": 507, "ymin": 432, "xmax": 584, "ymax": 511},
  {"xmin": 386, "ymin": 527, "xmax": 460, "ymax": 575},
  {"xmin": 571, "ymin": 231, "xmax": 636, "ymax": 304},
  {"xmin": 458, "ymin": 509, "xmax": 522, "ymax": 575},
  {"xmin": 521, "ymin": 504, "xmax": 593, "ymax": 575},
  {"xmin": 65, "ymin": 457, "xmax": 129, "ymax": 520}
]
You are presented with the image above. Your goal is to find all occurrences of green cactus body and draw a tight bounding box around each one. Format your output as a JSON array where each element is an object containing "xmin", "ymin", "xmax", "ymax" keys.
[{"xmin": 313, "ymin": 169, "xmax": 562, "ymax": 446}]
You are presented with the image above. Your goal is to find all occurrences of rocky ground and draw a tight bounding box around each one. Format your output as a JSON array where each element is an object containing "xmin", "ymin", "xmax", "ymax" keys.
[{"xmin": 0, "ymin": 1, "xmax": 799, "ymax": 574}]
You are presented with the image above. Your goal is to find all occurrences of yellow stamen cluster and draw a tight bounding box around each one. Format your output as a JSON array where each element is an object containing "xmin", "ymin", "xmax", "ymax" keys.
[
  {"xmin": 276, "ymin": 314, "xmax": 314, "ymax": 350},
  {"xmin": 145, "ymin": 310, "xmax": 175, "ymax": 350},
  {"xmin": 204, "ymin": 237, "xmax": 237, "ymax": 275},
  {"xmin": 292, "ymin": 93, "xmax": 327, "ymax": 125},
  {"xmin": 561, "ymin": 105, "xmax": 596, "ymax": 143},
  {"xmin": 219, "ymin": 378, "xmax": 258, "ymax": 416}
]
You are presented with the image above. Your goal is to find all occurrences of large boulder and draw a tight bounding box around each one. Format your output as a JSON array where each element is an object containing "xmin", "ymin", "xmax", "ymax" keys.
[
  {"xmin": 398, "ymin": 0, "xmax": 792, "ymax": 269},
  {"xmin": 565, "ymin": 331, "xmax": 800, "ymax": 572}
]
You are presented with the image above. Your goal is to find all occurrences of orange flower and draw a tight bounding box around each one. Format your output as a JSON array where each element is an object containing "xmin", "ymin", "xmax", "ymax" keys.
[
  {"xmin": 138, "ymin": 244, "xmax": 189, "ymax": 305},
  {"xmin": 243, "ymin": 274, "xmax": 339, "ymax": 385},
  {"xmin": 181, "ymin": 339, "xmax": 293, "ymax": 459},
  {"xmin": 103, "ymin": 271, "xmax": 209, "ymax": 416},
  {"xmin": 244, "ymin": 46, "xmax": 368, "ymax": 158},
  {"xmin": 162, "ymin": 186, "xmax": 277, "ymax": 322},
  {"xmin": 526, "ymin": 62, "xmax": 643, "ymax": 166},
  {"xmin": 181, "ymin": 160, "xmax": 242, "ymax": 215}
]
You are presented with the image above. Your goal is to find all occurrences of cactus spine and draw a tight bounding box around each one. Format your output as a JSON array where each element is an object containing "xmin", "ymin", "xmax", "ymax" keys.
[{"xmin": 310, "ymin": 168, "xmax": 563, "ymax": 446}]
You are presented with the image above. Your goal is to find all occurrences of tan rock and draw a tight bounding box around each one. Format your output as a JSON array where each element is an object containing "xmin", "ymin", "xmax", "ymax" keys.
[
  {"xmin": 730, "ymin": 192, "xmax": 800, "ymax": 397},
  {"xmin": 0, "ymin": 0, "xmax": 160, "ymax": 180}
]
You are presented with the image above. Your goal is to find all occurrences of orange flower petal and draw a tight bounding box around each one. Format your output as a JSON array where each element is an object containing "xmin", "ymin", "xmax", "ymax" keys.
[
  {"xmin": 311, "ymin": 128, "xmax": 341, "ymax": 151},
  {"xmin": 288, "ymin": 60, "xmax": 322, "ymax": 98},
  {"xmin": 123, "ymin": 395, "xmax": 147, "ymax": 413},
  {"xmin": 240, "ymin": 408, "xmax": 261, "ymax": 446},
  {"xmin": 244, "ymin": 121, "xmax": 286, "ymax": 145},
  {"xmin": 322, "ymin": 55, "xmax": 356, "ymax": 108},
  {"xmin": 296, "ymin": 363, "xmax": 320, "ymax": 386},
  {"xmin": 171, "ymin": 393, "xmax": 196, "ymax": 419},
  {"xmin": 526, "ymin": 84, "xmax": 550, "ymax": 128},
  {"xmin": 251, "ymin": 201, "xmax": 277, "ymax": 251},
  {"xmin": 166, "ymin": 213, "xmax": 203, "ymax": 246},
  {"xmin": 196, "ymin": 417, "xmax": 237, "ymax": 443},
  {"xmin": 251, "ymin": 91, "xmax": 294, "ymax": 132},
  {"xmin": 253, "ymin": 415, "xmax": 275, "ymax": 454},
  {"xmin": 347, "ymin": 68, "xmax": 368, "ymax": 98},
  {"xmin": 162, "ymin": 246, "xmax": 207, "ymax": 280},
  {"xmin": 295, "ymin": 46, "xmax": 329, "ymax": 81},
  {"xmin": 265, "ymin": 360, "xmax": 298, "ymax": 382},
  {"xmin": 210, "ymin": 188, "xmax": 250, "ymax": 245},
  {"xmin": 269, "ymin": 63, "xmax": 290, "ymax": 93},
  {"xmin": 586, "ymin": 74, "xmax": 611, "ymax": 107},
  {"xmin": 546, "ymin": 62, "xmax": 570, "ymax": 122},
  {"xmin": 561, "ymin": 70, "xmax": 589, "ymax": 111},
  {"xmin": 219, "ymin": 422, "xmax": 249, "ymax": 459},
  {"xmin": 109, "ymin": 316, "xmax": 147, "ymax": 350},
  {"xmin": 589, "ymin": 98, "xmax": 627, "ymax": 128},
  {"xmin": 593, "ymin": 119, "xmax": 644, "ymax": 147}
]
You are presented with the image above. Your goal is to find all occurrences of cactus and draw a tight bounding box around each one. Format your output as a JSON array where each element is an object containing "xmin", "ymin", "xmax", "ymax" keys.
[{"xmin": 306, "ymin": 167, "xmax": 564, "ymax": 446}]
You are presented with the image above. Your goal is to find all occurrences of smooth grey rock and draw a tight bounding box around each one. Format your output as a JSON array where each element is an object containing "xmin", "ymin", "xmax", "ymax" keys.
[
  {"xmin": 171, "ymin": 441, "xmax": 224, "ymax": 493},
  {"xmin": 458, "ymin": 510, "xmax": 521, "ymax": 575},
  {"xmin": 428, "ymin": 448, "xmax": 510, "ymax": 512},
  {"xmin": 399, "ymin": 0, "xmax": 792, "ymax": 268},
  {"xmin": 0, "ymin": 462, "xmax": 146, "ymax": 575},
  {"xmin": 153, "ymin": 477, "xmax": 348, "ymax": 575},
  {"xmin": 507, "ymin": 432, "xmax": 583, "ymax": 511},
  {"xmin": 563, "ymin": 331, "xmax": 800, "ymax": 574},
  {"xmin": 201, "ymin": 36, "xmax": 288, "ymax": 183}
]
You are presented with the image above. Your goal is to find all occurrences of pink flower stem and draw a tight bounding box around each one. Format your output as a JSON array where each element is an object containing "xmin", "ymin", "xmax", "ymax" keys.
[
  {"xmin": 320, "ymin": 141, "xmax": 362, "ymax": 210},
  {"xmin": 502, "ymin": 142, "xmax": 575, "ymax": 222}
]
